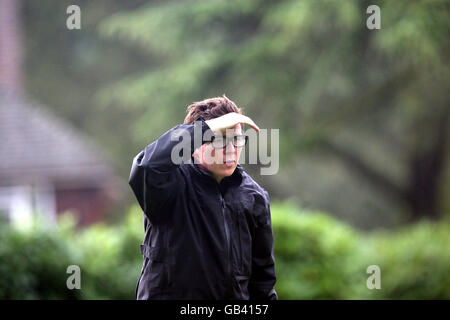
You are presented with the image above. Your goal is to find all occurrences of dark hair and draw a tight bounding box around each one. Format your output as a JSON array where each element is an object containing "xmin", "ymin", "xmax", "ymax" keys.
[{"xmin": 184, "ymin": 94, "xmax": 242, "ymax": 124}]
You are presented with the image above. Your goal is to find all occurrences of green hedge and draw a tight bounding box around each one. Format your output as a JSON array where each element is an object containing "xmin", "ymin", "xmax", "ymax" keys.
[
  {"xmin": 0, "ymin": 212, "xmax": 143, "ymax": 299},
  {"xmin": 354, "ymin": 221, "xmax": 450, "ymax": 299},
  {"xmin": 271, "ymin": 201, "xmax": 450, "ymax": 299},
  {"xmin": 271, "ymin": 201, "xmax": 364, "ymax": 299},
  {"xmin": 0, "ymin": 203, "xmax": 448, "ymax": 299}
]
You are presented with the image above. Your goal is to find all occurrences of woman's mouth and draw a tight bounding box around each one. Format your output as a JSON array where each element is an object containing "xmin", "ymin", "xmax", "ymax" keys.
[{"xmin": 223, "ymin": 160, "xmax": 235, "ymax": 167}]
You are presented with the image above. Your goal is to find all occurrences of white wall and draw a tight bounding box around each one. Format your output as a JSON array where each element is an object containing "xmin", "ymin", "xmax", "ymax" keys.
[{"xmin": 0, "ymin": 184, "xmax": 56, "ymax": 229}]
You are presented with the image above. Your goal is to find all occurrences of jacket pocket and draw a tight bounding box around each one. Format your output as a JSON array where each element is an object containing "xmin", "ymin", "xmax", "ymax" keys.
[
  {"xmin": 234, "ymin": 274, "xmax": 250, "ymax": 300},
  {"xmin": 139, "ymin": 244, "xmax": 170, "ymax": 290},
  {"xmin": 140, "ymin": 244, "xmax": 165, "ymax": 262}
]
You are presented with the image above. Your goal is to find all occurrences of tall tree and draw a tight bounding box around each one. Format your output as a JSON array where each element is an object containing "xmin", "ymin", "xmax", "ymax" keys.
[{"xmin": 97, "ymin": 0, "xmax": 450, "ymax": 224}]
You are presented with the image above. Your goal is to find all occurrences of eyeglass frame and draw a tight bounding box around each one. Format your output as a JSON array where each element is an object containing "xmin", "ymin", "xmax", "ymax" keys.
[{"xmin": 207, "ymin": 134, "xmax": 249, "ymax": 149}]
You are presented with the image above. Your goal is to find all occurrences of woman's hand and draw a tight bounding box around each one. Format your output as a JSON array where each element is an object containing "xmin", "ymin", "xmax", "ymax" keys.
[{"xmin": 205, "ymin": 112, "xmax": 260, "ymax": 133}]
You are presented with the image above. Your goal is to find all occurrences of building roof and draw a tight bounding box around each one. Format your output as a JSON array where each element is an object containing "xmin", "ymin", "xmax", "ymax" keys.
[{"xmin": 0, "ymin": 90, "xmax": 120, "ymax": 190}]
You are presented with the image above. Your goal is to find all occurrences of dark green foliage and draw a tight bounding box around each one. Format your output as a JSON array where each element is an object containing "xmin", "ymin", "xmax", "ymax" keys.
[
  {"xmin": 272, "ymin": 201, "xmax": 364, "ymax": 299},
  {"xmin": 22, "ymin": 0, "xmax": 450, "ymax": 227},
  {"xmin": 0, "ymin": 221, "xmax": 81, "ymax": 299},
  {"xmin": 95, "ymin": 0, "xmax": 450, "ymax": 225},
  {"xmin": 271, "ymin": 202, "xmax": 450, "ymax": 299}
]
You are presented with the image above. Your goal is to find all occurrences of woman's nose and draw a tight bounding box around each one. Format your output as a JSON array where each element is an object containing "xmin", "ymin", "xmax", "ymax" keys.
[{"xmin": 225, "ymin": 141, "xmax": 235, "ymax": 153}]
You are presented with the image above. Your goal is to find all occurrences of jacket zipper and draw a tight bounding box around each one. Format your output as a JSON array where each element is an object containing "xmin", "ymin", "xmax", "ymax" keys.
[
  {"xmin": 218, "ymin": 188, "xmax": 232, "ymax": 295},
  {"xmin": 237, "ymin": 214, "xmax": 243, "ymax": 273}
]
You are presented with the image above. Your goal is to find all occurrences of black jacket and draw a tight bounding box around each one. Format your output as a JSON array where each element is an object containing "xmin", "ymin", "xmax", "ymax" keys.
[{"xmin": 129, "ymin": 119, "xmax": 277, "ymax": 300}]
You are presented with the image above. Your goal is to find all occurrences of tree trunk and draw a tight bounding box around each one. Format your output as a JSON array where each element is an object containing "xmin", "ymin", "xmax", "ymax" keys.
[{"xmin": 406, "ymin": 115, "xmax": 449, "ymax": 220}]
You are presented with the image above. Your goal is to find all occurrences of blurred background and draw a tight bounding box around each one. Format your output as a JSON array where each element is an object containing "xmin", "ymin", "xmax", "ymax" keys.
[{"xmin": 0, "ymin": 0, "xmax": 448, "ymax": 299}]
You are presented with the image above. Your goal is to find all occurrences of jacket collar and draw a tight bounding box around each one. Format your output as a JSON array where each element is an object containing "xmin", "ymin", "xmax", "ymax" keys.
[{"xmin": 190, "ymin": 161, "xmax": 244, "ymax": 188}]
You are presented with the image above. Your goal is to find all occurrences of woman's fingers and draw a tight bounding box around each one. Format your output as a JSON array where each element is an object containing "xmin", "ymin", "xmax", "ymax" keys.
[
  {"xmin": 240, "ymin": 115, "xmax": 260, "ymax": 132},
  {"xmin": 231, "ymin": 114, "xmax": 260, "ymax": 132},
  {"xmin": 205, "ymin": 112, "xmax": 260, "ymax": 132}
]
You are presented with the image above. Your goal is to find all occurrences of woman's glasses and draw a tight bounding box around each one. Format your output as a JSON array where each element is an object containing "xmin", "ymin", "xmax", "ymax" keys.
[{"xmin": 210, "ymin": 135, "xmax": 248, "ymax": 149}]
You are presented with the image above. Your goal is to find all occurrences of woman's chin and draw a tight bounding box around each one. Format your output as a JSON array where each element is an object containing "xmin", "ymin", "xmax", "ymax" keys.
[
  {"xmin": 209, "ymin": 162, "xmax": 237, "ymax": 180},
  {"xmin": 220, "ymin": 164, "xmax": 236, "ymax": 176}
]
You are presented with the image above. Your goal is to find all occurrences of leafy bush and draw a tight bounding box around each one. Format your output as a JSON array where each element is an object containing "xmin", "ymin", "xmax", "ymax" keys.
[
  {"xmin": 271, "ymin": 201, "xmax": 365, "ymax": 299},
  {"xmin": 0, "ymin": 208, "xmax": 143, "ymax": 300},
  {"xmin": 75, "ymin": 210, "xmax": 143, "ymax": 299},
  {"xmin": 0, "ymin": 219, "xmax": 81, "ymax": 299},
  {"xmin": 0, "ymin": 203, "xmax": 448, "ymax": 299},
  {"xmin": 354, "ymin": 221, "xmax": 450, "ymax": 299},
  {"xmin": 271, "ymin": 201, "xmax": 450, "ymax": 299}
]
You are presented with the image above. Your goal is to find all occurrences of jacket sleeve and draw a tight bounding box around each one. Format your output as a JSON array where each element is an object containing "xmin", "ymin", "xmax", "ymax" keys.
[
  {"xmin": 248, "ymin": 191, "xmax": 278, "ymax": 300},
  {"xmin": 128, "ymin": 118, "xmax": 211, "ymax": 224}
]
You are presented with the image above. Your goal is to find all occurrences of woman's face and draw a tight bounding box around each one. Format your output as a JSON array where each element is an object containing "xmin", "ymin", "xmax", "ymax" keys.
[{"xmin": 194, "ymin": 124, "xmax": 243, "ymax": 183}]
